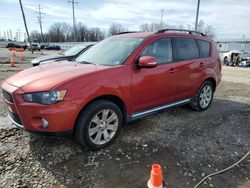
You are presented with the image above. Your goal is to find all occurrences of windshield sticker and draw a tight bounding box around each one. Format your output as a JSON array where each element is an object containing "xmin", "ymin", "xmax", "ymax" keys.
[{"xmin": 112, "ymin": 60, "xmax": 120, "ymax": 65}]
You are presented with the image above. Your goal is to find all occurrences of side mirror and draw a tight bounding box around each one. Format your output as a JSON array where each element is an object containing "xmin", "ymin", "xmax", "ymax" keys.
[{"xmin": 138, "ymin": 56, "xmax": 158, "ymax": 68}]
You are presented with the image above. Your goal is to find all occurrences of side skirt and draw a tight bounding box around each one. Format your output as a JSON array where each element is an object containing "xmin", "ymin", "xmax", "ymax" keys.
[{"xmin": 127, "ymin": 98, "xmax": 191, "ymax": 122}]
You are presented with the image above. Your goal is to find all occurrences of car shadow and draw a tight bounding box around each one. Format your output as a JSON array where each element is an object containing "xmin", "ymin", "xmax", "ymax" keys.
[{"xmin": 29, "ymin": 98, "xmax": 250, "ymax": 188}]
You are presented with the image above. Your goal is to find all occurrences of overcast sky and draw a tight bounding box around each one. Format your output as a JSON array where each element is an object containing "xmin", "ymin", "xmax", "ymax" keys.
[{"xmin": 0, "ymin": 0, "xmax": 250, "ymax": 40}]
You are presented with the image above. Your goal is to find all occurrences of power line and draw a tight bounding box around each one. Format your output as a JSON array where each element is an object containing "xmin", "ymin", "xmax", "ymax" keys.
[
  {"xmin": 68, "ymin": 0, "xmax": 78, "ymax": 42},
  {"xmin": 35, "ymin": 4, "xmax": 45, "ymax": 42}
]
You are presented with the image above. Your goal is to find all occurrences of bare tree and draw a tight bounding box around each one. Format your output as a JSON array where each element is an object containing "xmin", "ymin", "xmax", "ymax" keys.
[
  {"xmin": 140, "ymin": 23, "xmax": 157, "ymax": 32},
  {"xmin": 30, "ymin": 30, "xmax": 42, "ymax": 42},
  {"xmin": 88, "ymin": 27, "xmax": 104, "ymax": 41},
  {"xmin": 75, "ymin": 22, "xmax": 88, "ymax": 41},
  {"xmin": 108, "ymin": 23, "xmax": 126, "ymax": 36},
  {"xmin": 196, "ymin": 20, "xmax": 215, "ymax": 38},
  {"xmin": 32, "ymin": 21, "xmax": 106, "ymax": 42},
  {"xmin": 197, "ymin": 20, "xmax": 205, "ymax": 32},
  {"xmin": 204, "ymin": 25, "xmax": 215, "ymax": 38},
  {"xmin": 140, "ymin": 23, "xmax": 174, "ymax": 32},
  {"xmin": 139, "ymin": 20, "xmax": 216, "ymax": 38},
  {"xmin": 47, "ymin": 22, "xmax": 71, "ymax": 42}
]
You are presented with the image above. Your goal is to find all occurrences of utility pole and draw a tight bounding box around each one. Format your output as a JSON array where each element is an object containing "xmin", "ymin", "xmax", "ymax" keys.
[
  {"xmin": 19, "ymin": 0, "xmax": 33, "ymax": 52},
  {"xmin": 35, "ymin": 4, "xmax": 45, "ymax": 42},
  {"xmin": 160, "ymin": 9, "xmax": 164, "ymax": 29},
  {"xmin": 68, "ymin": 0, "xmax": 78, "ymax": 42},
  {"xmin": 195, "ymin": 0, "xmax": 201, "ymax": 31}
]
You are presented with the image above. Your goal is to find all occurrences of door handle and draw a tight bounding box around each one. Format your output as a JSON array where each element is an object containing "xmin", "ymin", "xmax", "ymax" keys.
[{"xmin": 199, "ymin": 62, "xmax": 204, "ymax": 67}]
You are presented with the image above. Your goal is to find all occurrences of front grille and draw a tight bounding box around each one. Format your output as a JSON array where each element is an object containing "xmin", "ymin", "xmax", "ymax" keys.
[
  {"xmin": 7, "ymin": 108, "xmax": 23, "ymax": 126},
  {"xmin": 2, "ymin": 90, "xmax": 13, "ymax": 103}
]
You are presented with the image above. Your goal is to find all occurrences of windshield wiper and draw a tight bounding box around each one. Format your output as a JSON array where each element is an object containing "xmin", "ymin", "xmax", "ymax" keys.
[{"xmin": 78, "ymin": 61, "xmax": 98, "ymax": 65}]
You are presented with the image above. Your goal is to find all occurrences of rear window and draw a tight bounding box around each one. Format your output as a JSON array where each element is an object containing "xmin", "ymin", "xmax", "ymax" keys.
[
  {"xmin": 173, "ymin": 38, "xmax": 199, "ymax": 60},
  {"xmin": 197, "ymin": 40, "xmax": 211, "ymax": 58}
]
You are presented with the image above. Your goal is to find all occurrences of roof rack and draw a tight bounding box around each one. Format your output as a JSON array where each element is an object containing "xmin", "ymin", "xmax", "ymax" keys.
[
  {"xmin": 155, "ymin": 29, "xmax": 206, "ymax": 36},
  {"xmin": 117, "ymin": 31, "xmax": 140, "ymax": 35}
]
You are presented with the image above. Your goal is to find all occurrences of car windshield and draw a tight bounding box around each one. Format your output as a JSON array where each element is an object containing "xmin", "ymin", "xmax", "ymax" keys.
[
  {"xmin": 61, "ymin": 45, "xmax": 87, "ymax": 56},
  {"xmin": 75, "ymin": 37, "xmax": 143, "ymax": 66}
]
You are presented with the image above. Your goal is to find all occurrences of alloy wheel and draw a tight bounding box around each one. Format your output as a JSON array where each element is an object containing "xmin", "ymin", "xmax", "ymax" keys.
[
  {"xmin": 88, "ymin": 109, "xmax": 118, "ymax": 145},
  {"xmin": 199, "ymin": 84, "xmax": 213, "ymax": 108}
]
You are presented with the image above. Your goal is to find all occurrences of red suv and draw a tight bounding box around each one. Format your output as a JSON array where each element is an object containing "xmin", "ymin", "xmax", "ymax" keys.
[{"xmin": 1, "ymin": 29, "xmax": 221, "ymax": 150}]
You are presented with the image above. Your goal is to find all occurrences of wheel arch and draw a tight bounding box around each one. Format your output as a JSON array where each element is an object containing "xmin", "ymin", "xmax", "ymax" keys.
[
  {"xmin": 74, "ymin": 95, "xmax": 127, "ymax": 130},
  {"xmin": 204, "ymin": 77, "xmax": 216, "ymax": 91}
]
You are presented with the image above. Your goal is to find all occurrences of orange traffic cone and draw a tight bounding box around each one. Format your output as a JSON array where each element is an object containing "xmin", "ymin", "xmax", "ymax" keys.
[
  {"xmin": 20, "ymin": 48, "xmax": 24, "ymax": 63},
  {"xmin": 10, "ymin": 49, "xmax": 16, "ymax": 67},
  {"xmin": 148, "ymin": 164, "xmax": 164, "ymax": 188}
]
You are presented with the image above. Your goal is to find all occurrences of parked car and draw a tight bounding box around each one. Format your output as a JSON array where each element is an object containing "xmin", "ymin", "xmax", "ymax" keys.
[
  {"xmin": 28, "ymin": 43, "xmax": 41, "ymax": 51},
  {"xmin": 45, "ymin": 45, "xmax": 61, "ymax": 50},
  {"xmin": 40, "ymin": 43, "xmax": 49, "ymax": 49},
  {"xmin": 6, "ymin": 42, "xmax": 28, "ymax": 50},
  {"xmin": 222, "ymin": 50, "xmax": 241, "ymax": 66},
  {"xmin": 239, "ymin": 52, "xmax": 250, "ymax": 67},
  {"xmin": 31, "ymin": 43, "xmax": 95, "ymax": 66},
  {"xmin": 1, "ymin": 29, "xmax": 221, "ymax": 150}
]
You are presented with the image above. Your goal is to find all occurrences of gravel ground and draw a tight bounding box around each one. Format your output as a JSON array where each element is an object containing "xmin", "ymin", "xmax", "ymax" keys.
[{"xmin": 0, "ymin": 59, "xmax": 249, "ymax": 188}]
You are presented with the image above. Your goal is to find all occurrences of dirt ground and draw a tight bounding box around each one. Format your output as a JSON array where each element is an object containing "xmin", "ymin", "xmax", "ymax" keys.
[{"xmin": 0, "ymin": 51, "xmax": 249, "ymax": 188}]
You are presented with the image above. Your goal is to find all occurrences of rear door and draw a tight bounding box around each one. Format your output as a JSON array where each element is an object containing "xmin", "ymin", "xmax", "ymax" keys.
[
  {"xmin": 131, "ymin": 38, "xmax": 177, "ymax": 112},
  {"xmin": 172, "ymin": 37, "xmax": 202, "ymax": 100},
  {"xmin": 196, "ymin": 39, "xmax": 214, "ymax": 70}
]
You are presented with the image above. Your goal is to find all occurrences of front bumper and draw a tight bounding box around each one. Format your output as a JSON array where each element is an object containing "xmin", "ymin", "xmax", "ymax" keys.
[
  {"xmin": 7, "ymin": 108, "xmax": 72, "ymax": 137},
  {"xmin": 1, "ymin": 82, "xmax": 79, "ymax": 135},
  {"xmin": 7, "ymin": 108, "xmax": 25, "ymax": 129}
]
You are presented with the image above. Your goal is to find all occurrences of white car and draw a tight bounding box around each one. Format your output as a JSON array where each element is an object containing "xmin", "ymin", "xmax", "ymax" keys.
[
  {"xmin": 222, "ymin": 50, "xmax": 241, "ymax": 66},
  {"xmin": 28, "ymin": 43, "xmax": 41, "ymax": 51}
]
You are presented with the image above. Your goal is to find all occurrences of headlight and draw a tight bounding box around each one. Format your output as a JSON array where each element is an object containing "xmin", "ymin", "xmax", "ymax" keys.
[{"xmin": 23, "ymin": 90, "xmax": 67, "ymax": 104}]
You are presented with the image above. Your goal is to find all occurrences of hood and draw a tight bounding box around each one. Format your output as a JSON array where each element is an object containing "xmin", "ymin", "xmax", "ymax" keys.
[
  {"xmin": 6, "ymin": 60, "xmax": 108, "ymax": 92},
  {"xmin": 31, "ymin": 54, "xmax": 66, "ymax": 64}
]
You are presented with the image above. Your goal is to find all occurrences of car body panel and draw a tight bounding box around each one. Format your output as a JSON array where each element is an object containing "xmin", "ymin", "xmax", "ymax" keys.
[
  {"xmin": 6, "ymin": 61, "xmax": 109, "ymax": 92},
  {"xmin": 131, "ymin": 63, "xmax": 177, "ymax": 112}
]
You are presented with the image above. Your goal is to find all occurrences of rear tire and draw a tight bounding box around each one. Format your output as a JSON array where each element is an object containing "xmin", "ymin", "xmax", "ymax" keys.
[
  {"xmin": 74, "ymin": 100, "xmax": 123, "ymax": 150},
  {"xmin": 191, "ymin": 81, "xmax": 214, "ymax": 111}
]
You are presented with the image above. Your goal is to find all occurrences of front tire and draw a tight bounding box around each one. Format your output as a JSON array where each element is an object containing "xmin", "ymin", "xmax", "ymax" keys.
[
  {"xmin": 74, "ymin": 100, "xmax": 123, "ymax": 150},
  {"xmin": 191, "ymin": 81, "xmax": 214, "ymax": 111}
]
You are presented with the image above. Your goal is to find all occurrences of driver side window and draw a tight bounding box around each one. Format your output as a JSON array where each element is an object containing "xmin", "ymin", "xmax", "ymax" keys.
[{"xmin": 141, "ymin": 38, "xmax": 173, "ymax": 64}]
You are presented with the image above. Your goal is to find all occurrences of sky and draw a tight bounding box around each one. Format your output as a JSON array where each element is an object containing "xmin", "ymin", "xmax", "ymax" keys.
[{"xmin": 0, "ymin": 0, "xmax": 250, "ymax": 40}]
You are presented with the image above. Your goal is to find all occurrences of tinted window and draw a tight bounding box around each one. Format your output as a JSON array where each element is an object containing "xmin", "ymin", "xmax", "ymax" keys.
[
  {"xmin": 173, "ymin": 38, "xmax": 199, "ymax": 60},
  {"xmin": 141, "ymin": 38, "xmax": 172, "ymax": 64},
  {"xmin": 197, "ymin": 40, "xmax": 211, "ymax": 58}
]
